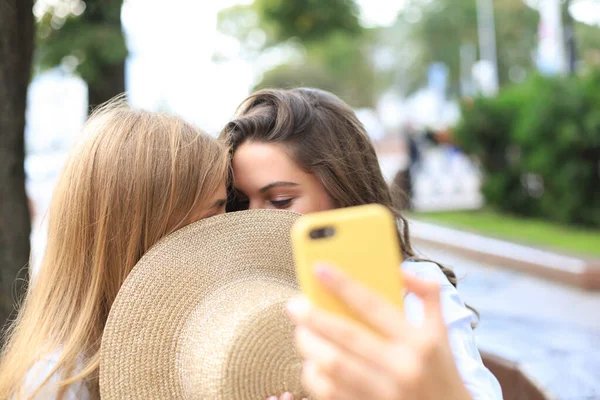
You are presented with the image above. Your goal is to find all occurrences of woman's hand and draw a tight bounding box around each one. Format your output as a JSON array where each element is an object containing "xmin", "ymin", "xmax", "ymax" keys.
[{"xmin": 286, "ymin": 264, "xmax": 473, "ymax": 400}]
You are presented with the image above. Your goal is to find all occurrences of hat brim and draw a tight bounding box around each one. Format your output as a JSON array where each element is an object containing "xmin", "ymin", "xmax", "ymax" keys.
[{"xmin": 100, "ymin": 210, "xmax": 309, "ymax": 399}]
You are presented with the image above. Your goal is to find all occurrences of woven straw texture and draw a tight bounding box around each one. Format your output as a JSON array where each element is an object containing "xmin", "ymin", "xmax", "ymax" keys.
[{"xmin": 99, "ymin": 210, "xmax": 311, "ymax": 399}]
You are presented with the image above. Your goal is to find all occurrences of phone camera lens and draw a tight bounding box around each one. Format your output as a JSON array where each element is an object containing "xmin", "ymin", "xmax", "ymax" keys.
[{"xmin": 309, "ymin": 227, "xmax": 336, "ymax": 240}]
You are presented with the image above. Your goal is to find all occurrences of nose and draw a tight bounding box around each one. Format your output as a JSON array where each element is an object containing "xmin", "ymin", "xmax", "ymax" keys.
[{"xmin": 248, "ymin": 200, "xmax": 261, "ymax": 210}]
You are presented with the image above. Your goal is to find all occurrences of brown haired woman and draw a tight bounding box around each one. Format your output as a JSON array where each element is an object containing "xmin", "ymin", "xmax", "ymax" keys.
[
  {"xmin": 0, "ymin": 100, "xmax": 229, "ymax": 399},
  {"xmin": 221, "ymin": 88, "xmax": 502, "ymax": 400}
]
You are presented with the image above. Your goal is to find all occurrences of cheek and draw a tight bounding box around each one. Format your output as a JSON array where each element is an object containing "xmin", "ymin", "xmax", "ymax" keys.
[{"xmin": 312, "ymin": 191, "xmax": 336, "ymax": 212}]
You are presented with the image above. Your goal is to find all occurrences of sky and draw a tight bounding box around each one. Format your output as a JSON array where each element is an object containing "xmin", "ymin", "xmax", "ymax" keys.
[{"xmin": 121, "ymin": 0, "xmax": 251, "ymax": 133}]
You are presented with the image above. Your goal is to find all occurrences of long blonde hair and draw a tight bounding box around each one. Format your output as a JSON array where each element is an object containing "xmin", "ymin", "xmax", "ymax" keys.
[{"xmin": 0, "ymin": 100, "xmax": 228, "ymax": 399}]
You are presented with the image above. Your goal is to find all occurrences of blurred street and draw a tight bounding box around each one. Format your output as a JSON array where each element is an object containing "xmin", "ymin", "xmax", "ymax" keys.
[{"xmin": 416, "ymin": 243, "xmax": 600, "ymax": 399}]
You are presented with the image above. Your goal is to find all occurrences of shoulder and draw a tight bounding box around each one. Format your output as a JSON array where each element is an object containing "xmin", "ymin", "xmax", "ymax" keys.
[
  {"xmin": 401, "ymin": 260, "xmax": 473, "ymax": 324},
  {"xmin": 401, "ymin": 260, "xmax": 455, "ymax": 286},
  {"xmin": 23, "ymin": 352, "xmax": 90, "ymax": 400}
]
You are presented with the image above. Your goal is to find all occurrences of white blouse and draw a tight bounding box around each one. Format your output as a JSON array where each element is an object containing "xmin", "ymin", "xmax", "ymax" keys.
[
  {"xmin": 23, "ymin": 352, "xmax": 90, "ymax": 400},
  {"xmin": 402, "ymin": 261, "xmax": 503, "ymax": 400}
]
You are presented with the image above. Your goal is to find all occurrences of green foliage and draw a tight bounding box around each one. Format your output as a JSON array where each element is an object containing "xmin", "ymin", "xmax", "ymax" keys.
[
  {"xmin": 575, "ymin": 20, "xmax": 600, "ymax": 69},
  {"xmin": 455, "ymin": 71, "xmax": 600, "ymax": 227},
  {"xmin": 217, "ymin": 0, "xmax": 375, "ymax": 107},
  {"xmin": 35, "ymin": 0, "xmax": 127, "ymax": 86},
  {"xmin": 256, "ymin": 31, "xmax": 376, "ymax": 107},
  {"xmin": 216, "ymin": 5, "xmax": 266, "ymax": 60},
  {"xmin": 256, "ymin": 62, "xmax": 337, "ymax": 92},
  {"xmin": 254, "ymin": 0, "xmax": 361, "ymax": 44},
  {"xmin": 254, "ymin": 39, "xmax": 375, "ymax": 107}
]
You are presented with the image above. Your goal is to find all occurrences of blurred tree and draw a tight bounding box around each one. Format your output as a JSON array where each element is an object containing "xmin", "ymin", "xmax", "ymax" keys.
[
  {"xmin": 561, "ymin": 0, "xmax": 600, "ymax": 74},
  {"xmin": 0, "ymin": 0, "xmax": 34, "ymax": 343},
  {"xmin": 217, "ymin": 0, "xmax": 362, "ymax": 55},
  {"xmin": 369, "ymin": 18, "xmax": 420, "ymax": 96},
  {"xmin": 217, "ymin": 0, "xmax": 376, "ymax": 107},
  {"xmin": 254, "ymin": 0, "xmax": 362, "ymax": 43},
  {"xmin": 36, "ymin": 0, "xmax": 127, "ymax": 111},
  {"xmin": 256, "ymin": 32, "xmax": 377, "ymax": 107},
  {"xmin": 215, "ymin": 5, "xmax": 267, "ymax": 61},
  {"xmin": 574, "ymin": 20, "xmax": 600, "ymax": 69},
  {"xmin": 257, "ymin": 62, "xmax": 337, "ymax": 93},
  {"xmin": 384, "ymin": 0, "xmax": 539, "ymax": 95}
]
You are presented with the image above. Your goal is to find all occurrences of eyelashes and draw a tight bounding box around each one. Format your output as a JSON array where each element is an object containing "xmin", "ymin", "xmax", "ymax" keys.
[
  {"xmin": 270, "ymin": 199, "xmax": 293, "ymax": 208},
  {"xmin": 229, "ymin": 190, "xmax": 295, "ymax": 210}
]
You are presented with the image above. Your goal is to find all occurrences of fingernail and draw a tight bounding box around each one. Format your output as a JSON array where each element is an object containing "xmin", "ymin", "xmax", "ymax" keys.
[
  {"xmin": 286, "ymin": 297, "xmax": 309, "ymax": 320},
  {"xmin": 267, "ymin": 397, "xmax": 277, "ymax": 400},
  {"xmin": 281, "ymin": 393, "xmax": 293, "ymax": 400}
]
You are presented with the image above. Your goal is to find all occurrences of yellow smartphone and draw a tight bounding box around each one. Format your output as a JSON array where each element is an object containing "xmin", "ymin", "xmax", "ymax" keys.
[{"xmin": 291, "ymin": 204, "xmax": 404, "ymax": 326}]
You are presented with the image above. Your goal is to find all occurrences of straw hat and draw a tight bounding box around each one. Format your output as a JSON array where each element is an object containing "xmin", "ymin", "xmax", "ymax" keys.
[{"xmin": 100, "ymin": 210, "xmax": 310, "ymax": 399}]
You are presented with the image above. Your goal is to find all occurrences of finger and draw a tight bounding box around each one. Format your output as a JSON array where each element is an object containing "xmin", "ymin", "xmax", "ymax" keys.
[
  {"xmin": 314, "ymin": 264, "xmax": 407, "ymax": 337},
  {"xmin": 279, "ymin": 393, "xmax": 293, "ymax": 400},
  {"xmin": 295, "ymin": 327, "xmax": 398, "ymax": 400},
  {"xmin": 288, "ymin": 298, "xmax": 390, "ymax": 363},
  {"xmin": 301, "ymin": 361, "xmax": 363, "ymax": 400},
  {"xmin": 403, "ymin": 274, "xmax": 444, "ymax": 327}
]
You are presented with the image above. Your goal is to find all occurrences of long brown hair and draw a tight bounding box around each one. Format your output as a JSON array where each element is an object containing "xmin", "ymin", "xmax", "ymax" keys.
[
  {"xmin": 0, "ymin": 100, "xmax": 228, "ymax": 399},
  {"xmin": 220, "ymin": 88, "xmax": 459, "ymax": 288}
]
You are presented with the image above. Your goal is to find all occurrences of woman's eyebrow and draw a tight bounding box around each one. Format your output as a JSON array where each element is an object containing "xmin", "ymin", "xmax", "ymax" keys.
[{"xmin": 259, "ymin": 181, "xmax": 299, "ymax": 193}]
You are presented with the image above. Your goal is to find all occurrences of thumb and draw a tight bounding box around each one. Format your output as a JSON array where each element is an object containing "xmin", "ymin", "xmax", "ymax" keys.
[{"xmin": 403, "ymin": 273, "xmax": 444, "ymax": 327}]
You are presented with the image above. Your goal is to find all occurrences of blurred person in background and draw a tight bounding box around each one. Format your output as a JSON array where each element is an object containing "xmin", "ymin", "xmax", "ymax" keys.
[
  {"xmin": 0, "ymin": 100, "xmax": 229, "ymax": 399},
  {"xmin": 221, "ymin": 88, "xmax": 502, "ymax": 400},
  {"xmin": 392, "ymin": 122, "xmax": 421, "ymax": 210}
]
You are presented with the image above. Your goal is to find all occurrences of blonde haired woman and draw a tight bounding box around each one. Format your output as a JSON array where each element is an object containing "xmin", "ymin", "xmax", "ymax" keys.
[{"xmin": 0, "ymin": 101, "xmax": 229, "ymax": 399}]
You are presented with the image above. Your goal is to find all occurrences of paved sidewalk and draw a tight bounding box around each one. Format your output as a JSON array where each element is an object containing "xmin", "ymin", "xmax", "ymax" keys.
[
  {"xmin": 409, "ymin": 220, "xmax": 600, "ymax": 290},
  {"xmin": 416, "ymin": 243, "xmax": 600, "ymax": 399}
]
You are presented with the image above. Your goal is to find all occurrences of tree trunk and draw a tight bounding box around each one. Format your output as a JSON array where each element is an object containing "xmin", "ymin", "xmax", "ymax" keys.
[
  {"xmin": 87, "ymin": 60, "xmax": 126, "ymax": 112},
  {"xmin": 0, "ymin": 0, "xmax": 34, "ymax": 342}
]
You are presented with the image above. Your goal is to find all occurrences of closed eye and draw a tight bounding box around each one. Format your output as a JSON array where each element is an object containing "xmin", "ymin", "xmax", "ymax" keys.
[
  {"xmin": 270, "ymin": 199, "xmax": 293, "ymax": 208},
  {"xmin": 212, "ymin": 199, "xmax": 227, "ymax": 209}
]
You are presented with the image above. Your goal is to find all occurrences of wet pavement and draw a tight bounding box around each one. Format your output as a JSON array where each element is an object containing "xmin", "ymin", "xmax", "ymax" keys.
[{"xmin": 415, "ymin": 243, "xmax": 600, "ymax": 399}]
